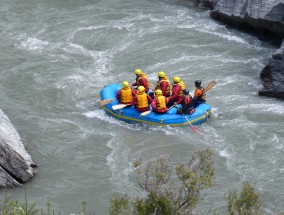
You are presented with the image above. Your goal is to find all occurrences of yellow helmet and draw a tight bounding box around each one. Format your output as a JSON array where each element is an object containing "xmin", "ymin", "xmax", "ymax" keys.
[
  {"xmin": 137, "ymin": 86, "xmax": 145, "ymax": 92},
  {"xmin": 173, "ymin": 76, "xmax": 181, "ymax": 83},
  {"xmin": 155, "ymin": 89, "xmax": 163, "ymax": 96},
  {"xmin": 135, "ymin": 69, "xmax": 143, "ymax": 75},
  {"xmin": 158, "ymin": 71, "xmax": 166, "ymax": 78},
  {"xmin": 122, "ymin": 81, "xmax": 129, "ymax": 88}
]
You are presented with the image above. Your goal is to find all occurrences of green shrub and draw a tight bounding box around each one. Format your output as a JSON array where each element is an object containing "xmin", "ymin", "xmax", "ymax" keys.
[
  {"xmin": 110, "ymin": 148, "xmax": 214, "ymax": 215},
  {"xmin": 227, "ymin": 181, "xmax": 262, "ymax": 215}
]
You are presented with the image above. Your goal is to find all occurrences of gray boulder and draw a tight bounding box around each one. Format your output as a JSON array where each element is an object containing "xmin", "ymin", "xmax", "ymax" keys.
[
  {"xmin": 184, "ymin": 0, "xmax": 284, "ymax": 100},
  {"xmin": 0, "ymin": 109, "xmax": 37, "ymax": 188},
  {"xmin": 259, "ymin": 40, "xmax": 284, "ymax": 99},
  {"xmin": 210, "ymin": 0, "xmax": 284, "ymax": 43}
]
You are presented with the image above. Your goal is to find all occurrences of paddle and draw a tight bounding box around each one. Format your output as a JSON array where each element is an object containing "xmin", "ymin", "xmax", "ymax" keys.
[
  {"xmin": 112, "ymin": 103, "xmax": 131, "ymax": 110},
  {"xmin": 100, "ymin": 98, "xmax": 114, "ymax": 106},
  {"xmin": 173, "ymin": 104, "xmax": 198, "ymax": 133},
  {"xmin": 140, "ymin": 103, "xmax": 177, "ymax": 116},
  {"xmin": 205, "ymin": 80, "xmax": 217, "ymax": 93},
  {"xmin": 185, "ymin": 116, "xmax": 199, "ymax": 133},
  {"xmin": 140, "ymin": 110, "xmax": 151, "ymax": 116}
]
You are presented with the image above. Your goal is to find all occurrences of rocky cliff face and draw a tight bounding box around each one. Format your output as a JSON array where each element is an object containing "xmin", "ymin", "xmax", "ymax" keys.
[
  {"xmin": 0, "ymin": 109, "xmax": 37, "ymax": 188},
  {"xmin": 210, "ymin": 0, "xmax": 284, "ymax": 43},
  {"xmin": 259, "ymin": 40, "xmax": 284, "ymax": 99},
  {"xmin": 185, "ymin": 0, "xmax": 284, "ymax": 100}
]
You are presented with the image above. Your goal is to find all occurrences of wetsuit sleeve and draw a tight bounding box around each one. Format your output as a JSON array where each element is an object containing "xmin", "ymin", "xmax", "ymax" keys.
[
  {"xmin": 151, "ymin": 98, "xmax": 157, "ymax": 110},
  {"xmin": 160, "ymin": 81, "xmax": 168, "ymax": 94},
  {"xmin": 194, "ymin": 89, "xmax": 202, "ymax": 98},
  {"xmin": 147, "ymin": 95, "xmax": 153, "ymax": 104},
  {"xmin": 140, "ymin": 78, "xmax": 149, "ymax": 92},
  {"xmin": 131, "ymin": 96, "xmax": 137, "ymax": 106},
  {"xmin": 116, "ymin": 90, "xmax": 121, "ymax": 101},
  {"xmin": 131, "ymin": 88, "xmax": 137, "ymax": 95},
  {"xmin": 176, "ymin": 96, "xmax": 183, "ymax": 104},
  {"xmin": 169, "ymin": 85, "xmax": 180, "ymax": 100}
]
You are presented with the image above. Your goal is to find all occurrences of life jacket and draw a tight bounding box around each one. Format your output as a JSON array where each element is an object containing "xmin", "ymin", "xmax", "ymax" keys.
[
  {"xmin": 182, "ymin": 95, "xmax": 192, "ymax": 110},
  {"xmin": 120, "ymin": 87, "xmax": 133, "ymax": 103},
  {"xmin": 136, "ymin": 92, "xmax": 148, "ymax": 108},
  {"xmin": 137, "ymin": 74, "xmax": 150, "ymax": 88},
  {"xmin": 194, "ymin": 87, "xmax": 206, "ymax": 101},
  {"xmin": 156, "ymin": 96, "xmax": 167, "ymax": 110},
  {"xmin": 156, "ymin": 77, "xmax": 171, "ymax": 96},
  {"xmin": 172, "ymin": 81, "xmax": 185, "ymax": 96},
  {"xmin": 178, "ymin": 81, "xmax": 186, "ymax": 96}
]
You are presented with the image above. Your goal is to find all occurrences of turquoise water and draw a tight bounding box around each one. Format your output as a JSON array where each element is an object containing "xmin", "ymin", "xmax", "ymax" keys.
[{"xmin": 0, "ymin": 0, "xmax": 283, "ymax": 214}]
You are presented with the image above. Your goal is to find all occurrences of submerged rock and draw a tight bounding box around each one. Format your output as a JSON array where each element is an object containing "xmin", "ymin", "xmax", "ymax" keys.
[{"xmin": 0, "ymin": 109, "xmax": 37, "ymax": 188}]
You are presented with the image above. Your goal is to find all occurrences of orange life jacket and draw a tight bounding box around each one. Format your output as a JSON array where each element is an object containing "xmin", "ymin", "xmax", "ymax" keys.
[
  {"xmin": 120, "ymin": 87, "xmax": 133, "ymax": 103},
  {"xmin": 194, "ymin": 87, "xmax": 206, "ymax": 101},
  {"xmin": 136, "ymin": 92, "xmax": 148, "ymax": 108},
  {"xmin": 137, "ymin": 74, "xmax": 150, "ymax": 88},
  {"xmin": 156, "ymin": 78, "xmax": 171, "ymax": 96},
  {"xmin": 178, "ymin": 81, "xmax": 186, "ymax": 96},
  {"xmin": 156, "ymin": 96, "xmax": 167, "ymax": 110}
]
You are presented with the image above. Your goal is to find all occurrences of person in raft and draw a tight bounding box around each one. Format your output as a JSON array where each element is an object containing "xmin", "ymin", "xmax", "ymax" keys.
[
  {"xmin": 132, "ymin": 69, "xmax": 150, "ymax": 93},
  {"xmin": 193, "ymin": 80, "xmax": 206, "ymax": 107},
  {"xmin": 131, "ymin": 86, "xmax": 153, "ymax": 112},
  {"xmin": 155, "ymin": 71, "xmax": 171, "ymax": 97},
  {"xmin": 151, "ymin": 89, "xmax": 169, "ymax": 114},
  {"xmin": 177, "ymin": 89, "xmax": 195, "ymax": 115},
  {"xmin": 167, "ymin": 76, "xmax": 186, "ymax": 107},
  {"xmin": 116, "ymin": 81, "xmax": 137, "ymax": 104}
]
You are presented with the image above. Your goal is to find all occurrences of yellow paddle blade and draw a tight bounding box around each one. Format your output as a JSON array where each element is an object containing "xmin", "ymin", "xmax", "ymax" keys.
[
  {"xmin": 100, "ymin": 99, "xmax": 113, "ymax": 106},
  {"xmin": 140, "ymin": 110, "xmax": 151, "ymax": 116},
  {"xmin": 112, "ymin": 104, "xmax": 130, "ymax": 110},
  {"xmin": 205, "ymin": 80, "xmax": 217, "ymax": 93}
]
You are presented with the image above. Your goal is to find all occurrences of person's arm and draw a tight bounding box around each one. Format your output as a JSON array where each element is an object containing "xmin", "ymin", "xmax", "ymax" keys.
[
  {"xmin": 131, "ymin": 88, "xmax": 137, "ymax": 95},
  {"xmin": 151, "ymin": 98, "xmax": 157, "ymax": 110},
  {"xmin": 147, "ymin": 95, "xmax": 153, "ymax": 104},
  {"xmin": 116, "ymin": 90, "xmax": 121, "ymax": 101},
  {"xmin": 160, "ymin": 81, "xmax": 168, "ymax": 95},
  {"xmin": 165, "ymin": 97, "xmax": 169, "ymax": 104},
  {"xmin": 131, "ymin": 96, "xmax": 137, "ymax": 106},
  {"xmin": 140, "ymin": 78, "xmax": 149, "ymax": 92},
  {"xmin": 176, "ymin": 96, "xmax": 183, "ymax": 104},
  {"xmin": 169, "ymin": 86, "xmax": 180, "ymax": 100},
  {"xmin": 194, "ymin": 89, "xmax": 202, "ymax": 98}
]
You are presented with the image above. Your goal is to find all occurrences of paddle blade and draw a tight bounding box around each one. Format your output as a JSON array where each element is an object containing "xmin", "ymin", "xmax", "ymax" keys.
[
  {"xmin": 205, "ymin": 80, "xmax": 217, "ymax": 92},
  {"xmin": 100, "ymin": 99, "xmax": 113, "ymax": 106},
  {"xmin": 140, "ymin": 110, "xmax": 151, "ymax": 116},
  {"xmin": 185, "ymin": 117, "xmax": 199, "ymax": 133},
  {"xmin": 112, "ymin": 104, "xmax": 130, "ymax": 110},
  {"xmin": 190, "ymin": 124, "xmax": 199, "ymax": 133}
]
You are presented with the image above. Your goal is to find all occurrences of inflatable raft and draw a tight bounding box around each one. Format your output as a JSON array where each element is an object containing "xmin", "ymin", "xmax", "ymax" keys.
[{"xmin": 100, "ymin": 83, "xmax": 212, "ymax": 126}]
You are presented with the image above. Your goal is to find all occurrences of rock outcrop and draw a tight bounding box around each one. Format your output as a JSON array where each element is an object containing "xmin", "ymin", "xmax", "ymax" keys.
[
  {"xmin": 259, "ymin": 40, "xmax": 284, "ymax": 99},
  {"xmin": 0, "ymin": 109, "xmax": 37, "ymax": 188},
  {"xmin": 210, "ymin": 0, "xmax": 284, "ymax": 44},
  {"xmin": 185, "ymin": 0, "xmax": 284, "ymax": 100}
]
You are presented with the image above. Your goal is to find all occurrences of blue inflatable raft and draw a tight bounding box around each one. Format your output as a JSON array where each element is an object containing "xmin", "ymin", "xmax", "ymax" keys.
[{"xmin": 100, "ymin": 83, "xmax": 212, "ymax": 126}]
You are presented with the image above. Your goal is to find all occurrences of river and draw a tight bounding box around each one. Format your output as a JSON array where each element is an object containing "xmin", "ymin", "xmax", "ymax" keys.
[{"xmin": 1, "ymin": 0, "xmax": 284, "ymax": 214}]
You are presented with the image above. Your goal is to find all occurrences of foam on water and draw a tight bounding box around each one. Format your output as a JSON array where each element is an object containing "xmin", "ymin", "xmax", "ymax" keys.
[
  {"xmin": 20, "ymin": 36, "xmax": 49, "ymax": 51},
  {"xmin": 105, "ymin": 134, "xmax": 137, "ymax": 193}
]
